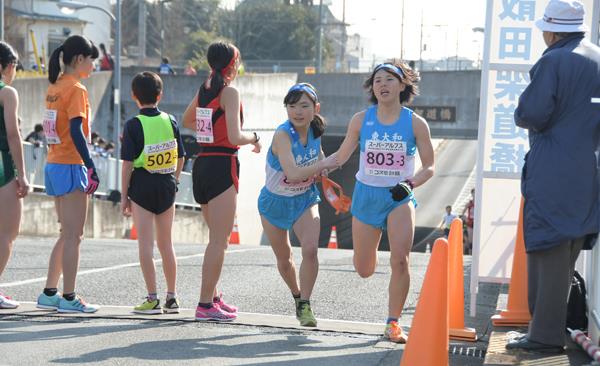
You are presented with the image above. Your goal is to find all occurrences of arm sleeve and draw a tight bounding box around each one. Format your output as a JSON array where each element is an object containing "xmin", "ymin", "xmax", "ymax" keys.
[
  {"xmin": 120, "ymin": 118, "xmax": 144, "ymax": 161},
  {"xmin": 514, "ymin": 56, "xmax": 558, "ymax": 132},
  {"xmin": 69, "ymin": 117, "xmax": 94, "ymax": 169},
  {"xmin": 170, "ymin": 115, "xmax": 186, "ymax": 158}
]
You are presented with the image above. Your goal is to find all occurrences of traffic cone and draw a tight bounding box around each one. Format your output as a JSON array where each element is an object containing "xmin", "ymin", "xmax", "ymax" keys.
[
  {"xmin": 327, "ymin": 226, "xmax": 338, "ymax": 249},
  {"xmin": 401, "ymin": 238, "xmax": 449, "ymax": 366},
  {"xmin": 448, "ymin": 217, "xmax": 477, "ymax": 341},
  {"xmin": 130, "ymin": 223, "xmax": 138, "ymax": 240},
  {"xmin": 491, "ymin": 197, "xmax": 530, "ymax": 326},
  {"xmin": 229, "ymin": 215, "xmax": 240, "ymax": 245}
]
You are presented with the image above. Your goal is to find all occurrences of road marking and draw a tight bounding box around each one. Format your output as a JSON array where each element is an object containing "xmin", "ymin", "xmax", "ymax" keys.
[
  {"xmin": 9, "ymin": 302, "xmax": 386, "ymax": 336},
  {"xmin": 592, "ymin": 98, "xmax": 600, "ymax": 103},
  {"xmin": 0, "ymin": 247, "xmax": 265, "ymax": 288}
]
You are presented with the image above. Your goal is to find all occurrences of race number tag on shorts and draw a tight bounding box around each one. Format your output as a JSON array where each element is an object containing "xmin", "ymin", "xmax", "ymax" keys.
[
  {"xmin": 195, "ymin": 107, "xmax": 214, "ymax": 143},
  {"xmin": 144, "ymin": 139, "xmax": 178, "ymax": 174},
  {"xmin": 280, "ymin": 158, "xmax": 316, "ymax": 193},
  {"xmin": 42, "ymin": 109, "xmax": 60, "ymax": 144},
  {"xmin": 364, "ymin": 139, "xmax": 407, "ymax": 177}
]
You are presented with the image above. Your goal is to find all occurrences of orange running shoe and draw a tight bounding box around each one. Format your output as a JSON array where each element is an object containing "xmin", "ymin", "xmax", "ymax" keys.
[{"xmin": 384, "ymin": 321, "xmax": 408, "ymax": 343}]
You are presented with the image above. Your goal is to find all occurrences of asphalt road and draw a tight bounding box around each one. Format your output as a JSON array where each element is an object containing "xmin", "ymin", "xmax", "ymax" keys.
[
  {"xmin": 0, "ymin": 238, "xmax": 429, "ymax": 324},
  {"xmin": 0, "ymin": 237, "xmax": 494, "ymax": 366}
]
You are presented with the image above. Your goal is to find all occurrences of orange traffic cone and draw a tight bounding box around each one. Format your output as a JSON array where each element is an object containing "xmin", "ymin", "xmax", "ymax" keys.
[
  {"xmin": 401, "ymin": 238, "xmax": 449, "ymax": 366},
  {"xmin": 448, "ymin": 217, "xmax": 477, "ymax": 341},
  {"xmin": 130, "ymin": 223, "xmax": 138, "ymax": 240},
  {"xmin": 327, "ymin": 226, "xmax": 338, "ymax": 249},
  {"xmin": 229, "ymin": 215, "xmax": 240, "ymax": 245},
  {"xmin": 491, "ymin": 198, "xmax": 530, "ymax": 326}
]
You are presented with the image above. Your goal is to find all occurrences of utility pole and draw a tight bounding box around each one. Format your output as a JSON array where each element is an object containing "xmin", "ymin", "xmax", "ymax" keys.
[
  {"xmin": 114, "ymin": 0, "xmax": 122, "ymax": 190},
  {"xmin": 400, "ymin": 0, "xmax": 404, "ymax": 60},
  {"xmin": 418, "ymin": 8, "xmax": 423, "ymax": 70},
  {"xmin": 1, "ymin": 0, "xmax": 4, "ymax": 41},
  {"xmin": 340, "ymin": 0, "xmax": 346, "ymax": 71},
  {"xmin": 316, "ymin": 0, "xmax": 323, "ymax": 73},
  {"xmin": 137, "ymin": 0, "xmax": 146, "ymax": 64},
  {"xmin": 455, "ymin": 27, "xmax": 459, "ymax": 70}
]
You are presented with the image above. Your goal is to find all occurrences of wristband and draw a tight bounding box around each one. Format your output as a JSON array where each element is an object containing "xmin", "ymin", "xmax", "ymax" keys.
[
  {"xmin": 253, "ymin": 132, "xmax": 260, "ymax": 143},
  {"xmin": 405, "ymin": 179, "xmax": 414, "ymax": 189}
]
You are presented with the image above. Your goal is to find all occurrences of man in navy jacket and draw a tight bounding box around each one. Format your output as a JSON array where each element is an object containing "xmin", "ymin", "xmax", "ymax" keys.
[{"xmin": 506, "ymin": 0, "xmax": 600, "ymax": 353}]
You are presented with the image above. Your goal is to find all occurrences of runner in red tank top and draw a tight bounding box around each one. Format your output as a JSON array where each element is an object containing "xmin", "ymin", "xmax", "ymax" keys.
[{"xmin": 183, "ymin": 42, "xmax": 261, "ymax": 321}]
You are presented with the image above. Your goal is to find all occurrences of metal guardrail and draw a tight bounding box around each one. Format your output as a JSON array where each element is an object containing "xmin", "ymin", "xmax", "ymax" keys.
[{"xmin": 22, "ymin": 142, "xmax": 198, "ymax": 208}]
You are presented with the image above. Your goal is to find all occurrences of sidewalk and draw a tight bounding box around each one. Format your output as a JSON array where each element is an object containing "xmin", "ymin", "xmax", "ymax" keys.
[{"xmin": 483, "ymin": 286, "xmax": 594, "ymax": 366}]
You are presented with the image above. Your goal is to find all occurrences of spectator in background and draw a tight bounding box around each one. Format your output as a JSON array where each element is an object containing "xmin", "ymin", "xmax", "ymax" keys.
[
  {"xmin": 99, "ymin": 43, "xmax": 114, "ymax": 71},
  {"xmin": 25, "ymin": 124, "xmax": 45, "ymax": 147},
  {"xmin": 461, "ymin": 188, "xmax": 475, "ymax": 254},
  {"xmin": 184, "ymin": 61, "xmax": 197, "ymax": 76},
  {"xmin": 158, "ymin": 57, "xmax": 176, "ymax": 75},
  {"xmin": 104, "ymin": 142, "xmax": 114, "ymax": 157},
  {"xmin": 31, "ymin": 57, "xmax": 45, "ymax": 72},
  {"xmin": 439, "ymin": 205, "xmax": 456, "ymax": 237},
  {"xmin": 91, "ymin": 131, "xmax": 99, "ymax": 145},
  {"xmin": 93, "ymin": 137, "xmax": 107, "ymax": 155}
]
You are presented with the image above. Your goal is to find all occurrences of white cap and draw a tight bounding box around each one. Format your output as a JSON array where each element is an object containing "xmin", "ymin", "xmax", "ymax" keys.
[{"xmin": 535, "ymin": 0, "xmax": 588, "ymax": 33}]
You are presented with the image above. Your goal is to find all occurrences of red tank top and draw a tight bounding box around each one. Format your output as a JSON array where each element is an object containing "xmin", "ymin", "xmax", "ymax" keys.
[{"xmin": 197, "ymin": 84, "xmax": 243, "ymax": 150}]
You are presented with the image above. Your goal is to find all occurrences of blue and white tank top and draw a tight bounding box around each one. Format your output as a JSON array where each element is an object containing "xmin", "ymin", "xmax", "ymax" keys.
[
  {"xmin": 355, "ymin": 105, "xmax": 417, "ymax": 187},
  {"xmin": 265, "ymin": 121, "xmax": 321, "ymax": 196}
]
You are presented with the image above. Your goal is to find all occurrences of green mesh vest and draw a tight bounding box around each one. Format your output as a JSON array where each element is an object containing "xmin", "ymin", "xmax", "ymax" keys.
[{"xmin": 133, "ymin": 112, "xmax": 178, "ymax": 174}]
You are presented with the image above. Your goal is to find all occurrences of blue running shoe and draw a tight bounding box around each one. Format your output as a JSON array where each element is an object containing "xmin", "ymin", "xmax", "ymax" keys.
[
  {"xmin": 58, "ymin": 296, "xmax": 99, "ymax": 313},
  {"xmin": 36, "ymin": 293, "xmax": 61, "ymax": 310}
]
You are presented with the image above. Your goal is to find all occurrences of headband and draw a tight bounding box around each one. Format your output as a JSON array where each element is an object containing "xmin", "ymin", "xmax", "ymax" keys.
[
  {"xmin": 373, "ymin": 63, "xmax": 404, "ymax": 78},
  {"xmin": 287, "ymin": 83, "xmax": 318, "ymax": 101},
  {"xmin": 221, "ymin": 47, "xmax": 239, "ymax": 76}
]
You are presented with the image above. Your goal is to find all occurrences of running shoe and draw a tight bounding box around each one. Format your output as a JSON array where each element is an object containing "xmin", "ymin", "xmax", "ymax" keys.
[
  {"xmin": 36, "ymin": 292, "xmax": 61, "ymax": 310},
  {"xmin": 195, "ymin": 304, "xmax": 237, "ymax": 321},
  {"xmin": 297, "ymin": 302, "xmax": 317, "ymax": 327},
  {"xmin": 214, "ymin": 293, "xmax": 238, "ymax": 313},
  {"xmin": 163, "ymin": 297, "xmax": 180, "ymax": 314},
  {"xmin": 133, "ymin": 298, "xmax": 162, "ymax": 315},
  {"xmin": 0, "ymin": 291, "xmax": 19, "ymax": 309},
  {"xmin": 57, "ymin": 296, "xmax": 99, "ymax": 313},
  {"xmin": 384, "ymin": 321, "xmax": 408, "ymax": 343}
]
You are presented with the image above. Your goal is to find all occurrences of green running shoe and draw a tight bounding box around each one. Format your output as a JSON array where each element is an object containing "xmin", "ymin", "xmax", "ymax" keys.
[
  {"xmin": 297, "ymin": 302, "xmax": 317, "ymax": 327},
  {"xmin": 133, "ymin": 297, "xmax": 162, "ymax": 315}
]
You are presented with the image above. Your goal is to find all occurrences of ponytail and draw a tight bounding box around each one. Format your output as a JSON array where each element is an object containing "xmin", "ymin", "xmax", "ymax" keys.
[
  {"xmin": 48, "ymin": 35, "xmax": 99, "ymax": 84},
  {"xmin": 48, "ymin": 45, "xmax": 63, "ymax": 83},
  {"xmin": 203, "ymin": 42, "xmax": 238, "ymax": 101},
  {"xmin": 311, "ymin": 114, "xmax": 326, "ymax": 138},
  {"xmin": 208, "ymin": 71, "xmax": 225, "ymax": 100}
]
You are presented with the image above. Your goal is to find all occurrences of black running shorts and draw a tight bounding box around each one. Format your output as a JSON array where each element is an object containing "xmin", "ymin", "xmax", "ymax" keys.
[
  {"xmin": 192, "ymin": 152, "xmax": 240, "ymax": 205},
  {"xmin": 128, "ymin": 168, "xmax": 177, "ymax": 214}
]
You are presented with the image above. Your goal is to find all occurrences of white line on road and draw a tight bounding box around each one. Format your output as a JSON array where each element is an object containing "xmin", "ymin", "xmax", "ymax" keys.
[{"xmin": 0, "ymin": 247, "xmax": 265, "ymax": 288}]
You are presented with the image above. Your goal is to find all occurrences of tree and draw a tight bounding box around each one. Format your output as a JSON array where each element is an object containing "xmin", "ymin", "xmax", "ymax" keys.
[
  {"xmin": 121, "ymin": 0, "xmax": 223, "ymax": 65},
  {"xmin": 224, "ymin": 0, "xmax": 325, "ymax": 61}
]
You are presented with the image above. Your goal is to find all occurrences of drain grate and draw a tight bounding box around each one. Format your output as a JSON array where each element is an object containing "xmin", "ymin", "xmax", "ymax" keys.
[{"xmin": 449, "ymin": 345, "xmax": 487, "ymax": 359}]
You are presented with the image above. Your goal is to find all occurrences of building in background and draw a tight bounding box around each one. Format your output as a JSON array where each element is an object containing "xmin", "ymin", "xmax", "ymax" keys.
[{"xmin": 5, "ymin": 0, "xmax": 112, "ymax": 69}]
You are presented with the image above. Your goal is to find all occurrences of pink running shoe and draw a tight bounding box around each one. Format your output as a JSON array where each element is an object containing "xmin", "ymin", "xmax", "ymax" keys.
[
  {"xmin": 195, "ymin": 303, "xmax": 237, "ymax": 321},
  {"xmin": 214, "ymin": 293, "xmax": 238, "ymax": 313}
]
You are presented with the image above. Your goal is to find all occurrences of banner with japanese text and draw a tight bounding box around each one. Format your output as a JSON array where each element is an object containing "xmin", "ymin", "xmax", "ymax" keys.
[{"xmin": 471, "ymin": 0, "xmax": 599, "ymax": 315}]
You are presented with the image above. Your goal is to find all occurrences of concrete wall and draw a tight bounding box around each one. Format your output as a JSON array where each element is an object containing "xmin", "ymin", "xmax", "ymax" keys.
[
  {"xmin": 20, "ymin": 193, "xmax": 208, "ymax": 244},
  {"xmin": 14, "ymin": 71, "xmax": 113, "ymax": 139},
  {"xmin": 415, "ymin": 70, "xmax": 481, "ymax": 139},
  {"xmin": 299, "ymin": 70, "xmax": 481, "ymax": 139}
]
